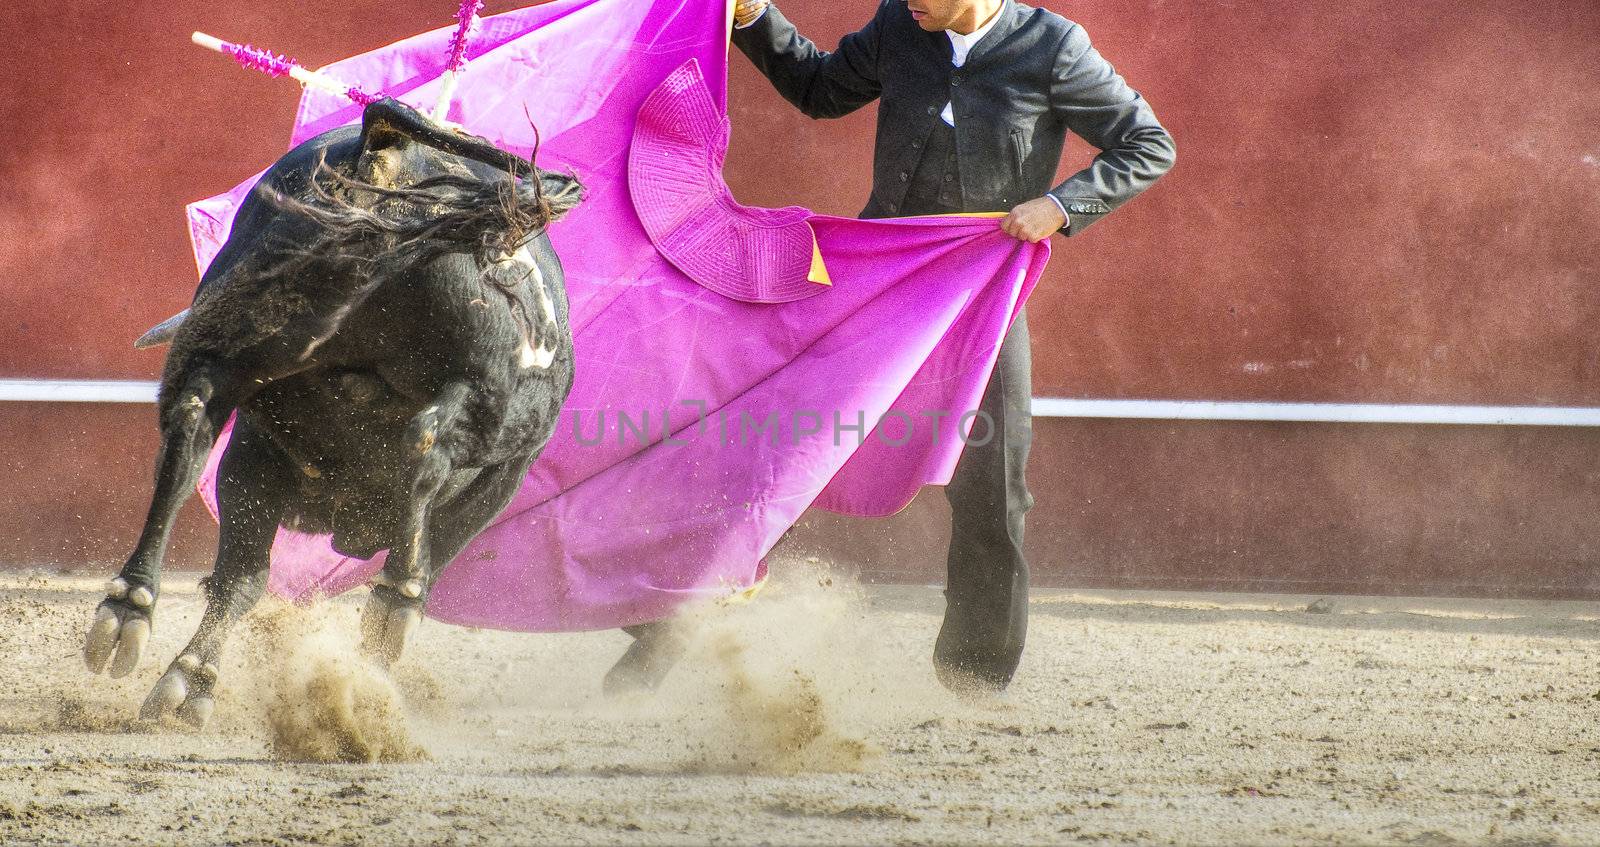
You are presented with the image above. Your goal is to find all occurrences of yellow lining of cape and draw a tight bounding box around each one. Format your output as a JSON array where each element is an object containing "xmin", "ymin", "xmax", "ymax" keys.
[
  {"xmin": 716, "ymin": 574, "xmax": 769, "ymax": 606},
  {"xmin": 807, "ymin": 229, "xmax": 831, "ymax": 285}
]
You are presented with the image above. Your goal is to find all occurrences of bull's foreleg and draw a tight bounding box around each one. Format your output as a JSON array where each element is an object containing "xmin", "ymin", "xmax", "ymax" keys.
[
  {"xmin": 85, "ymin": 368, "xmax": 231, "ymax": 678},
  {"xmin": 360, "ymin": 455, "xmax": 536, "ymax": 667},
  {"xmin": 421, "ymin": 454, "xmax": 539, "ymax": 577},
  {"xmin": 360, "ymin": 381, "xmax": 473, "ymax": 665},
  {"xmin": 141, "ymin": 423, "xmax": 289, "ymax": 727}
]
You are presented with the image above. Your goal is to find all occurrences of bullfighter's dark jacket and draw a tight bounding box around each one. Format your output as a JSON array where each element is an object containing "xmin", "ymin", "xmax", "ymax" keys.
[{"xmin": 732, "ymin": 0, "xmax": 1176, "ymax": 234}]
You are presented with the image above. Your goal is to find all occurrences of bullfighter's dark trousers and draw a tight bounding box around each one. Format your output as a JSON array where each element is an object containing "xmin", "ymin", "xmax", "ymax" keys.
[
  {"xmin": 862, "ymin": 118, "xmax": 1035, "ymax": 691},
  {"xmin": 934, "ymin": 311, "xmax": 1033, "ymax": 690}
]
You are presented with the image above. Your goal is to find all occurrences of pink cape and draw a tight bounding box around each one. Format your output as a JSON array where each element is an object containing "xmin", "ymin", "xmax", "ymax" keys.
[{"xmin": 188, "ymin": 0, "xmax": 1049, "ymax": 632}]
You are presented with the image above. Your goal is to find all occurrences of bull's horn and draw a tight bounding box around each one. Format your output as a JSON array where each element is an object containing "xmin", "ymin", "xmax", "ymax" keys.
[{"xmin": 133, "ymin": 309, "xmax": 190, "ymax": 349}]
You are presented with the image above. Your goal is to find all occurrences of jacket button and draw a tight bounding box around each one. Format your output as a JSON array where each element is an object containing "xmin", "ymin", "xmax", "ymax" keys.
[
  {"xmin": 926, "ymin": 106, "xmax": 936, "ymax": 115},
  {"xmin": 899, "ymin": 172, "xmax": 910, "ymax": 182},
  {"xmin": 950, "ymin": 77, "xmax": 961, "ymax": 86},
  {"xmin": 911, "ymin": 140, "xmax": 921, "ymax": 149}
]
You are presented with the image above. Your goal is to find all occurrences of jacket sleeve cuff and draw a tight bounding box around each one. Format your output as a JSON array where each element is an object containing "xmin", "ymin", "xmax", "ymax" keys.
[{"xmin": 1047, "ymin": 192, "xmax": 1111, "ymax": 236}]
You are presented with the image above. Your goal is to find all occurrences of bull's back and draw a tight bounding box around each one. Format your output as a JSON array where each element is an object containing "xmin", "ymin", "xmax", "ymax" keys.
[
  {"xmin": 164, "ymin": 127, "xmax": 376, "ymax": 386},
  {"xmin": 198, "ymin": 127, "xmax": 365, "ymax": 296}
]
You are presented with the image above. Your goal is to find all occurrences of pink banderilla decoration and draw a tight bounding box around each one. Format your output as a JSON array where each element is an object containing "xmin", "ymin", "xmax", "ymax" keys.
[
  {"xmin": 190, "ymin": 32, "xmax": 383, "ymax": 106},
  {"xmin": 432, "ymin": 0, "xmax": 486, "ymax": 119},
  {"xmin": 192, "ymin": 2, "xmax": 486, "ymax": 116},
  {"xmin": 445, "ymin": 0, "xmax": 487, "ymax": 72}
]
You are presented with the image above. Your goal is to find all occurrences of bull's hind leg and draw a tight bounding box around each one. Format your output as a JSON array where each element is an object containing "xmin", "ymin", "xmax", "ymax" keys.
[
  {"xmin": 359, "ymin": 382, "xmax": 475, "ymax": 665},
  {"xmin": 85, "ymin": 366, "xmax": 233, "ymax": 678},
  {"xmin": 141, "ymin": 423, "xmax": 292, "ymax": 727}
]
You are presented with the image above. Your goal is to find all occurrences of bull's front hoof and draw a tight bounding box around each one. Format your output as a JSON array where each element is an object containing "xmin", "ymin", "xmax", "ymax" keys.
[
  {"xmin": 359, "ymin": 585, "xmax": 423, "ymax": 667},
  {"xmin": 83, "ymin": 578, "xmax": 156, "ymax": 678},
  {"xmin": 140, "ymin": 653, "xmax": 219, "ymax": 729}
]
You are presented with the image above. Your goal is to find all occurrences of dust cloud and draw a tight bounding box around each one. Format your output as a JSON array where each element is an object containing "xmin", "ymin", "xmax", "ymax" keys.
[{"xmin": 244, "ymin": 604, "xmax": 428, "ymax": 764}]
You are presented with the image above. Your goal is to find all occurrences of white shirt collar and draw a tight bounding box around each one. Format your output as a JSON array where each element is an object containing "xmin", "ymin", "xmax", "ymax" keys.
[{"xmin": 945, "ymin": 5, "xmax": 1003, "ymax": 67}]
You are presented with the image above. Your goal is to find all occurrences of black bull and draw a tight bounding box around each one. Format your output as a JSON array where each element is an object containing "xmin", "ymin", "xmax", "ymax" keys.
[{"xmin": 81, "ymin": 99, "xmax": 590, "ymax": 727}]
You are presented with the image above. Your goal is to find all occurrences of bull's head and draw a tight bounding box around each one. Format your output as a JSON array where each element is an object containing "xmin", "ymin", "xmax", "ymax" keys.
[
  {"xmin": 292, "ymin": 98, "xmax": 581, "ymax": 297},
  {"xmin": 354, "ymin": 97, "xmax": 537, "ymax": 191},
  {"xmin": 329, "ymin": 97, "xmax": 581, "ymax": 262},
  {"xmin": 137, "ymin": 98, "xmax": 582, "ymax": 349}
]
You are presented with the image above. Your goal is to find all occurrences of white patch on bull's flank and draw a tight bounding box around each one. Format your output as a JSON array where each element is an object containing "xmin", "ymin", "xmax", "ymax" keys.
[
  {"xmin": 533, "ymin": 270, "xmax": 557, "ymax": 325},
  {"xmin": 518, "ymin": 342, "xmax": 555, "ymax": 370},
  {"xmin": 496, "ymin": 244, "xmax": 558, "ymax": 324},
  {"xmin": 495, "ymin": 244, "xmax": 559, "ymax": 371},
  {"xmin": 493, "ymin": 245, "xmax": 540, "ymax": 278}
]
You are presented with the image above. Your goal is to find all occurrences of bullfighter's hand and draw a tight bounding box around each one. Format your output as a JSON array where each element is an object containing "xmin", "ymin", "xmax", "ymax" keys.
[
  {"xmin": 734, "ymin": 0, "xmax": 770, "ymax": 27},
  {"xmin": 1000, "ymin": 197, "xmax": 1067, "ymax": 243}
]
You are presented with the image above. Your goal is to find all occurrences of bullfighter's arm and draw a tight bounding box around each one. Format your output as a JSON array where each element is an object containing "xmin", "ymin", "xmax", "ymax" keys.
[
  {"xmin": 731, "ymin": 1, "xmax": 884, "ymax": 119},
  {"xmin": 1045, "ymin": 24, "xmax": 1176, "ymax": 236}
]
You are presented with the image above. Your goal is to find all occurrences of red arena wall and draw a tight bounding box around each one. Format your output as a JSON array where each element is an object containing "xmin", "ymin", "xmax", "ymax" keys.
[{"xmin": 2, "ymin": 1, "xmax": 1598, "ymax": 598}]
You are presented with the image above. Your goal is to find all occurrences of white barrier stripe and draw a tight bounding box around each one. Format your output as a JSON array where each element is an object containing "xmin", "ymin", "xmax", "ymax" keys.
[
  {"xmin": 1029, "ymin": 398, "xmax": 1600, "ymax": 427},
  {"xmin": 0, "ymin": 379, "xmax": 160, "ymax": 403},
  {"xmin": 3, "ymin": 380, "xmax": 1598, "ymax": 427}
]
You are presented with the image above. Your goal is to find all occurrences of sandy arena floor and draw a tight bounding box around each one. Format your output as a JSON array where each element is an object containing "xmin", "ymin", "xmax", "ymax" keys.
[{"xmin": 1, "ymin": 566, "xmax": 1598, "ymax": 845}]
